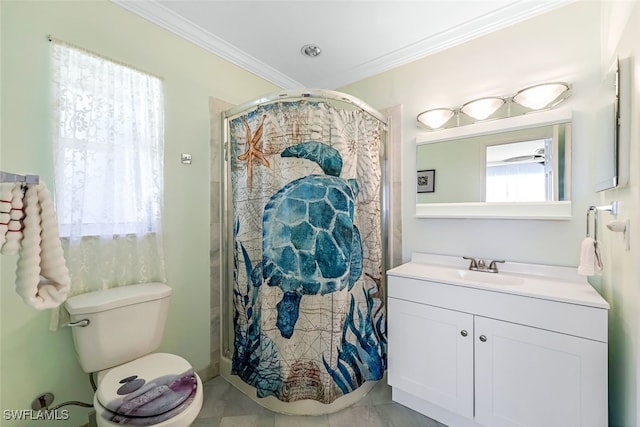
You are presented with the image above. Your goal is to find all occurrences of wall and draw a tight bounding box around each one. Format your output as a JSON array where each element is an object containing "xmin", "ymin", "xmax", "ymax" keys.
[
  {"xmin": 340, "ymin": 1, "xmax": 638, "ymax": 426},
  {"xmin": 0, "ymin": 1, "xmax": 277, "ymax": 426},
  {"xmin": 598, "ymin": 2, "xmax": 640, "ymax": 426}
]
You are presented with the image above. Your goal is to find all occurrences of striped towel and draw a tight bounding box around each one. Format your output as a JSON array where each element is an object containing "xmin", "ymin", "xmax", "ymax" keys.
[
  {"xmin": 1, "ymin": 183, "xmax": 24, "ymax": 255},
  {"xmin": 14, "ymin": 182, "xmax": 70, "ymax": 309}
]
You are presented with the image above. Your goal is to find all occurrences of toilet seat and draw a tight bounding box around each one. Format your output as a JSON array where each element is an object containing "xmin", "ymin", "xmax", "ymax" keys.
[{"xmin": 94, "ymin": 353, "xmax": 203, "ymax": 426}]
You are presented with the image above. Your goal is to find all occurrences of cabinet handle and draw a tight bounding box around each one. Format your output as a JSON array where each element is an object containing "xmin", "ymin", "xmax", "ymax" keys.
[
  {"xmin": 479, "ymin": 335, "xmax": 487, "ymax": 342},
  {"xmin": 460, "ymin": 330, "xmax": 468, "ymax": 337}
]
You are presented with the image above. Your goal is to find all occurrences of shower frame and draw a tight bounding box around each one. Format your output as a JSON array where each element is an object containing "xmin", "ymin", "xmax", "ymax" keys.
[{"xmin": 220, "ymin": 89, "xmax": 390, "ymax": 364}]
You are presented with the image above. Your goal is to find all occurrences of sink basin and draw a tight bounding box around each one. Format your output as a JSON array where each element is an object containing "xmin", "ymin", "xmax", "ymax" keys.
[
  {"xmin": 455, "ymin": 269, "xmax": 524, "ymax": 286},
  {"xmin": 405, "ymin": 263, "xmax": 524, "ymax": 287}
]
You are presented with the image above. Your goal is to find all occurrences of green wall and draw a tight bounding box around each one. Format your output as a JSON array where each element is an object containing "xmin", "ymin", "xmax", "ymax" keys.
[
  {"xmin": 598, "ymin": 2, "xmax": 640, "ymax": 426},
  {"xmin": 0, "ymin": 1, "xmax": 277, "ymax": 426}
]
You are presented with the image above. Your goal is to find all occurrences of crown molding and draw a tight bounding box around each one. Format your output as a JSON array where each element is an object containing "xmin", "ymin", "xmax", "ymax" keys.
[
  {"xmin": 112, "ymin": 0, "xmax": 572, "ymax": 90},
  {"xmin": 111, "ymin": 0, "xmax": 302, "ymax": 89}
]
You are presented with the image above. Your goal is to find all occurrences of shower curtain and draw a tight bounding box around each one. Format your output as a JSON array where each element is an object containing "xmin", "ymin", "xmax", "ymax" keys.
[{"xmin": 227, "ymin": 99, "xmax": 386, "ymax": 404}]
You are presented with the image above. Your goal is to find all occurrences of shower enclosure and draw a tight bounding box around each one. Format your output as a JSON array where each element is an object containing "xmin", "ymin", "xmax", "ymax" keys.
[{"xmin": 220, "ymin": 90, "xmax": 388, "ymax": 414}]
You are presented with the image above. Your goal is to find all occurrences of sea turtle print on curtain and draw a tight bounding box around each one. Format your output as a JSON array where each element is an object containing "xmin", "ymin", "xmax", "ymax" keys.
[
  {"xmin": 263, "ymin": 141, "xmax": 363, "ymax": 339},
  {"xmin": 229, "ymin": 100, "xmax": 386, "ymax": 404}
]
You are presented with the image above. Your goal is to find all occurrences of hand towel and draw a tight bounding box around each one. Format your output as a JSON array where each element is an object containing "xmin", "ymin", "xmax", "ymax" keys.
[
  {"xmin": 577, "ymin": 237, "xmax": 603, "ymax": 276},
  {"xmin": 1, "ymin": 183, "xmax": 24, "ymax": 255},
  {"xmin": 14, "ymin": 182, "xmax": 71, "ymax": 309}
]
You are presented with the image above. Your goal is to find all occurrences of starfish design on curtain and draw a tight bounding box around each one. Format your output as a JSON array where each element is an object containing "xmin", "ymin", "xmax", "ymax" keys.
[{"xmin": 238, "ymin": 114, "xmax": 270, "ymax": 190}]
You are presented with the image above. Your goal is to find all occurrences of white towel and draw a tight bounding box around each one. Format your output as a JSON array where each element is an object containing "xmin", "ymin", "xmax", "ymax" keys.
[
  {"xmin": 14, "ymin": 182, "xmax": 71, "ymax": 309},
  {"xmin": 577, "ymin": 237, "xmax": 603, "ymax": 276},
  {"xmin": 1, "ymin": 183, "xmax": 25, "ymax": 255}
]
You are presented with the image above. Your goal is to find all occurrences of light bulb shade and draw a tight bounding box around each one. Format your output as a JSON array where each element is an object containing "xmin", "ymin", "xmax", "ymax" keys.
[
  {"xmin": 460, "ymin": 97, "xmax": 505, "ymax": 120},
  {"xmin": 512, "ymin": 82, "xmax": 570, "ymax": 110},
  {"xmin": 417, "ymin": 108, "xmax": 455, "ymax": 130}
]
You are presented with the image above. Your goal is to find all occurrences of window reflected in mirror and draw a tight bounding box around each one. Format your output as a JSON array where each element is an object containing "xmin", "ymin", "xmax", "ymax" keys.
[{"xmin": 486, "ymin": 139, "xmax": 548, "ymax": 202}]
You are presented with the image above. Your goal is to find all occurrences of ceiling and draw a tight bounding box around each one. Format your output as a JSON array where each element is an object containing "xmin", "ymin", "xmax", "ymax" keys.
[{"xmin": 112, "ymin": 0, "xmax": 573, "ymax": 89}]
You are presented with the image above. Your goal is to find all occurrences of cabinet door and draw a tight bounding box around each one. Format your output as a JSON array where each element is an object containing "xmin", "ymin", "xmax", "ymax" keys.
[
  {"xmin": 474, "ymin": 316, "xmax": 607, "ymax": 427},
  {"xmin": 388, "ymin": 298, "xmax": 474, "ymax": 418}
]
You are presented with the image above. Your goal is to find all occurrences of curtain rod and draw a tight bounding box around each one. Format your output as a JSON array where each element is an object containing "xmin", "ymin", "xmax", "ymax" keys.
[
  {"xmin": 224, "ymin": 89, "xmax": 388, "ymax": 127},
  {"xmin": 47, "ymin": 35, "xmax": 163, "ymax": 81}
]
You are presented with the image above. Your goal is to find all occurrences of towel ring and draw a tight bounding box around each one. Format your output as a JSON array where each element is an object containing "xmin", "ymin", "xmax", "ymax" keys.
[
  {"xmin": 586, "ymin": 202, "xmax": 619, "ymax": 241},
  {"xmin": 586, "ymin": 206, "xmax": 598, "ymax": 240}
]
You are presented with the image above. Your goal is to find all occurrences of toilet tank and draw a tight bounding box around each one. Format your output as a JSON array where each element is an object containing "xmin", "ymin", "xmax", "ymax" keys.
[{"xmin": 65, "ymin": 283, "xmax": 172, "ymax": 373}]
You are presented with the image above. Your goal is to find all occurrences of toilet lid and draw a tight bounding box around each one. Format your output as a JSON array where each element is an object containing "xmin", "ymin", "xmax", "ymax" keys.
[{"xmin": 97, "ymin": 353, "xmax": 198, "ymax": 419}]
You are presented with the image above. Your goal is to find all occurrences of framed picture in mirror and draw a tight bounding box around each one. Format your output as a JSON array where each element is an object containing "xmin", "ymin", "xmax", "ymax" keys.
[{"xmin": 417, "ymin": 169, "xmax": 435, "ymax": 193}]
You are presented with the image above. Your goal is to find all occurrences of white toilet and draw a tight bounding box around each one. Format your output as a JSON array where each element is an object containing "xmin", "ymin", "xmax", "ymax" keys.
[{"xmin": 65, "ymin": 283, "xmax": 203, "ymax": 427}]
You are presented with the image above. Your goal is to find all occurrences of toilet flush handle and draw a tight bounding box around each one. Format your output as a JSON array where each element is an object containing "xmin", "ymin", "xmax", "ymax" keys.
[{"xmin": 64, "ymin": 319, "xmax": 90, "ymax": 327}]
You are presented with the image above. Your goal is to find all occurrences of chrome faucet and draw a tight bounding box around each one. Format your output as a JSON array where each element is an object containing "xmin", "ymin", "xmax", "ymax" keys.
[{"xmin": 463, "ymin": 257, "xmax": 505, "ymax": 273}]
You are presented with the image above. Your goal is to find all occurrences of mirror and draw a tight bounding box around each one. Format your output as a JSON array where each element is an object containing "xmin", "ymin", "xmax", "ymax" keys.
[
  {"xmin": 417, "ymin": 123, "xmax": 571, "ymax": 203},
  {"xmin": 594, "ymin": 56, "xmax": 630, "ymax": 191},
  {"xmin": 415, "ymin": 109, "xmax": 573, "ymax": 219}
]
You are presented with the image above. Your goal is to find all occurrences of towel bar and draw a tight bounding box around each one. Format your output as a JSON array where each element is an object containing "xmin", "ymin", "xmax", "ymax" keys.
[{"xmin": 0, "ymin": 171, "xmax": 39, "ymax": 184}]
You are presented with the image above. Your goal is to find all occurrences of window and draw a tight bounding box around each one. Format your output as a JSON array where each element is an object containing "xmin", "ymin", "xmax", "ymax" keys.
[
  {"xmin": 51, "ymin": 41, "xmax": 163, "ymax": 238},
  {"xmin": 485, "ymin": 139, "xmax": 550, "ymax": 202},
  {"xmin": 486, "ymin": 162, "xmax": 547, "ymax": 202}
]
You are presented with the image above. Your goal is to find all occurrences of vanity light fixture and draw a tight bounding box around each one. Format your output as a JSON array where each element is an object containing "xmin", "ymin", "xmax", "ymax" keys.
[
  {"xmin": 417, "ymin": 81, "xmax": 571, "ymax": 131},
  {"xmin": 460, "ymin": 96, "xmax": 505, "ymax": 121},
  {"xmin": 512, "ymin": 82, "xmax": 570, "ymax": 110},
  {"xmin": 416, "ymin": 108, "xmax": 455, "ymax": 130}
]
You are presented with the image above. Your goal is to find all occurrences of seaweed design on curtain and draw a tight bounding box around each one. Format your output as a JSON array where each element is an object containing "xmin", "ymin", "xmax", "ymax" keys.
[
  {"xmin": 231, "ymin": 219, "xmax": 283, "ymax": 398},
  {"xmin": 230, "ymin": 100, "xmax": 386, "ymax": 404},
  {"xmin": 323, "ymin": 283, "xmax": 387, "ymax": 394}
]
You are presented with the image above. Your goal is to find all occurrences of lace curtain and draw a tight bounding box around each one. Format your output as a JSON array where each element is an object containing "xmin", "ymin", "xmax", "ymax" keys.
[
  {"xmin": 486, "ymin": 162, "xmax": 547, "ymax": 202},
  {"xmin": 50, "ymin": 40, "xmax": 166, "ymax": 327}
]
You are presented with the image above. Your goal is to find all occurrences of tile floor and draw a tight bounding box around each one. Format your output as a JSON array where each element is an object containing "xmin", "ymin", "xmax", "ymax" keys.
[{"xmin": 193, "ymin": 376, "xmax": 447, "ymax": 427}]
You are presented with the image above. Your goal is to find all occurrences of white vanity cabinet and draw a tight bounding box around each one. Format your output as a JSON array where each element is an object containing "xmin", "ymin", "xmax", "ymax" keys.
[
  {"xmin": 388, "ymin": 298, "xmax": 474, "ymax": 418},
  {"xmin": 387, "ymin": 254, "xmax": 609, "ymax": 427}
]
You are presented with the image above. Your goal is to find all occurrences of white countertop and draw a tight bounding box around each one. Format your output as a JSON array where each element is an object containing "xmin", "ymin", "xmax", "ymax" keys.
[{"xmin": 387, "ymin": 253, "xmax": 610, "ymax": 310}]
